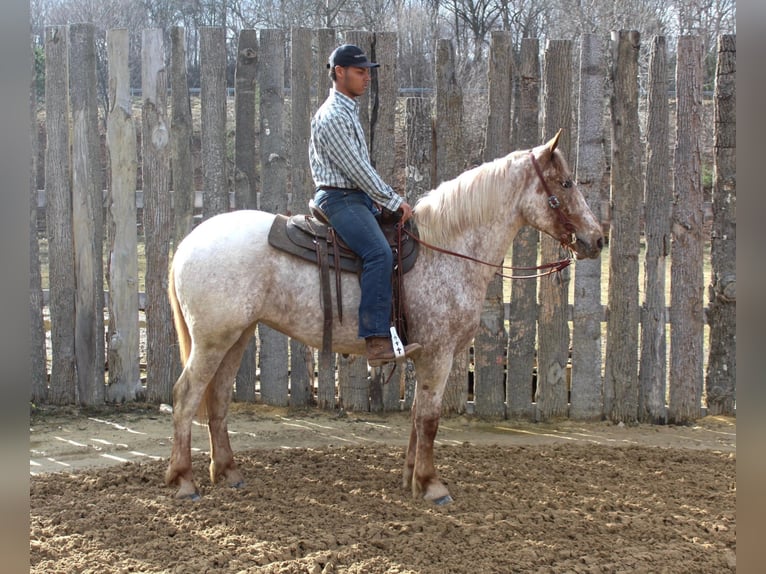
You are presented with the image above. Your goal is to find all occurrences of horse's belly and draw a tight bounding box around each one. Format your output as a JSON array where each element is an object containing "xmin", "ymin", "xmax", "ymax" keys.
[{"xmin": 257, "ymin": 258, "xmax": 365, "ymax": 354}]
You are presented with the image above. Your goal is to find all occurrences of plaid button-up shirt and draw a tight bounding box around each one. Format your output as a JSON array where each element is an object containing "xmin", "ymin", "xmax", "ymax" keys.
[{"xmin": 309, "ymin": 89, "xmax": 403, "ymax": 213}]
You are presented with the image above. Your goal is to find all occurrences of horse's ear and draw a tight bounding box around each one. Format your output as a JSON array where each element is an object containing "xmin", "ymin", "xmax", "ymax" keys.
[{"xmin": 547, "ymin": 129, "xmax": 563, "ymax": 154}]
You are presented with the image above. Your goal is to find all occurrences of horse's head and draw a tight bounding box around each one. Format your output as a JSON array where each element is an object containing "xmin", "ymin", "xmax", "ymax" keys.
[{"xmin": 522, "ymin": 130, "xmax": 604, "ymax": 259}]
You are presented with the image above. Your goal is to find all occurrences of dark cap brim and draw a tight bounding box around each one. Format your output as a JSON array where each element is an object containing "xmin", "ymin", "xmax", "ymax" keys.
[{"xmin": 327, "ymin": 62, "xmax": 380, "ymax": 69}]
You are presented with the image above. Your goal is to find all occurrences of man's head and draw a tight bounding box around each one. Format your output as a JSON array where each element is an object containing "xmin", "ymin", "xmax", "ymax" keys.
[
  {"xmin": 327, "ymin": 44, "xmax": 379, "ymax": 71},
  {"xmin": 327, "ymin": 44, "xmax": 379, "ymax": 98}
]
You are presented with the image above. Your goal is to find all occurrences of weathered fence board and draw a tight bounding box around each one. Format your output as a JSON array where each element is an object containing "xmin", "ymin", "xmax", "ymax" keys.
[
  {"xmin": 288, "ymin": 26, "xmax": 315, "ymax": 408},
  {"xmin": 105, "ymin": 28, "xmax": 141, "ymax": 402},
  {"xmin": 44, "ymin": 25, "xmax": 77, "ymax": 405},
  {"xmin": 309, "ymin": 28, "xmax": 340, "ymax": 410},
  {"xmin": 200, "ymin": 27, "xmax": 230, "ymax": 219},
  {"xmin": 604, "ymin": 30, "xmax": 642, "ymax": 423},
  {"xmin": 315, "ymin": 28, "xmax": 335, "ymax": 112},
  {"xmin": 536, "ymin": 39, "xmax": 573, "ymax": 421},
  {"xmin": 506, "ymin": 38, "xmax": 540, "ymax": 419},
  {"xmin": 669, "ymin": 36, "xmax": 705, "ymax": 423},
  {"xmin": 369, "ymin": 31, "xmax": 402, "ymax": 412},
  {"xmin": 705, "ymin": 34, "xmax": 736, "ymax": 415},
  {"xmin": 233, "ymin": 28, "xmax": 259, "ymax": 404},
  {"xmin": 474, "ymin": 30, "xmax": 511, "ymax": 418},
  {"xmin": 435, "ymin": 38, "xmax": 468, "ymax": 415},
  {"xmin": 402, "ymin": 96, "xmax": 433, "ymax": 410},
  {"xmin": 258, "ymin": 29, "xmax": 290, "ymax": 407},
  {"xmin": 141, "ymin": 28, "xmax": 176, "ymax": 404},
  {"xmin": 29, "ymin": 34, "xmax": 48, "ymax": 403},
  {"xmin": 639, "ymin": 35, "xmax": 671, "ymax": 424},
  {"xmin": 570, "ymin": 33, "xmax": 605, "ymax": 420},
  {"xmin": 70, "ymin": 22, "xmax": 105, "ymax": 405},
  {"xmin": 170, "ymin": 26, "xmax": 195, "ymax": 247}
]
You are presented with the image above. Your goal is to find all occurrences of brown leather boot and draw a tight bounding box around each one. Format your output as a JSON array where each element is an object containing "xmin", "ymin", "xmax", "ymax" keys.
[{"xmin": 365, "ymin": 336, "xmax": 423, "ymax": 367}]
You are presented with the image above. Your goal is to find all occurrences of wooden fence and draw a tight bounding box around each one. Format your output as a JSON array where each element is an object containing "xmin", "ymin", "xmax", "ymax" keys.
[{"xmin": 29, "ymin": 26, "xmax": 736, "ymax": 424}]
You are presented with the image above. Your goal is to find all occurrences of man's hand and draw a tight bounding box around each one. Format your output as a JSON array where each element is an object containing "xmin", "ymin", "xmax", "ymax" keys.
[{"xmin": 399, "ymin": 201, "xmax": 414, "ymax": 223}]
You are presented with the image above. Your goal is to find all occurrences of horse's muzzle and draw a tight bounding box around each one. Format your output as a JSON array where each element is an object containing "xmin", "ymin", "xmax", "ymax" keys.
[{"xmin": 573, "ymin": 235, "xmax": 604, "ymax": 260}]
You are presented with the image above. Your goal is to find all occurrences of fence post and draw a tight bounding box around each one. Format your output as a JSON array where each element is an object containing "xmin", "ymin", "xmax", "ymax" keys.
[
  {"xmin": 105, "ymin": 28, "xmax": 141, "ymax": 402},
  {"xmin": 258, "ymin": 29, "xmax": 290, "ymax": 407},
  {"xmin": 200, "ymin": 27, "xmax": 229, "ymax": 219},
  {"xmin": 507, "ymin": 38, "xmax": 540, "ymax": 420},
  {"xmin": 604, "ymin": 30, "xmax": 642, "ymax": 423},
  {"xmin": 346, "ymin": 31, "xmax": 373, "ymax": 147},
  {"xmin": 370, "ymin": 31, "xmax": 401, "ymax": 412},
  {"xmin": 435, "ymin": 38, "xmax": 467, "ymax": 415},
  {"xmin": 315, "ymin": 28, "xmax": 335, "ymax": 112},
  {"xmin": 29, "ymin": 35, "xmax": 48, "ymax": 403},
  {"xmin": 571, "ymin": 33, "xmax": 606, "ymax": 420},
  {"xmin": 232, "ymin": 29, "xmax": 259, "ymax": 404},
  {"xmin": 335, "ymin": 30, "xmax": 376, "ymax": 413},
  {"xmin": 142, "ymin": 28, "xmax": 175, "ymax": 404},
  {"xmin": 669, "ymin": 35, "xmax": 705, "ymax": 423},
  {"xmin": 474, "ymin": 30, "xmax": 512, "ymax": 419},
  {"xmin": 171, "ymin": 26, "xmax": 195, "ymax": 246},
  {"xmin": 639, "ymin": 36, "xmax": 670, "ymax": 423},
  {"xmin": 402, "ymin": 96, "xmax": 433, "ymax": 411},
  {"xmin": 69, "ymin": 23, "xmax": 105, "ymax": 405},
  {"xmin": 43, "ymin": 26, "xmax": 76, "ymax": 405},
  {"xmin": 705, "ymin": 34, "xmax": 736, "ymax": 415},
  {"xmin": 536, "ymin": 39, "xmax": 573, "ymax": 421},
  {"xmin": 288, "ymin": 26, "xmax": 315, "ymax": 408},
  {"xmin": 312, "ymin": 27, "xmax": 338, "ymax": 409}
]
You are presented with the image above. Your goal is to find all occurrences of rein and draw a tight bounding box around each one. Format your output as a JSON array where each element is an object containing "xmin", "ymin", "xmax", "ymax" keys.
[{"xmin": 400, "ymin": 226, "xmax": 571, "ymax": 279}]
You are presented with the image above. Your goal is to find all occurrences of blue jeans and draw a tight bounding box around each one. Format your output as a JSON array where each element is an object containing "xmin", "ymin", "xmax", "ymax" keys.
[{"xmin": 314, "ymin": 188, "xmax": 392, "ymax": 339}]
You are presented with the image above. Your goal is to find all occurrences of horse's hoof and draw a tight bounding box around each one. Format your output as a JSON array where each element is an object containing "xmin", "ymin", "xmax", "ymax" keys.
[
  {"xmin": 433, "ymin": 495, "xmax": 453, "ymax": 506},
  {"xmin": 176, "ymin": 492, "xmax": 201, "ymax": 501}
]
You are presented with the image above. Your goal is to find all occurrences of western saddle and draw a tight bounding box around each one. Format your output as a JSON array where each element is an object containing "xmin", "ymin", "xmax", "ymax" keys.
[{"xmin": 267, "ymin": 200, "xmax": 419, "ymax": 360}]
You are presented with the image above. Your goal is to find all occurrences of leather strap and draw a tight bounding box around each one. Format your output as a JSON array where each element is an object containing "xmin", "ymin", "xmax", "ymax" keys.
[
  {"xmin": 315, "ymin": 235, "xmax": 333, "ymax": 358},
  {"xmin": 329, "ymin": 229, "xmax": 343, "ymax": 324}
]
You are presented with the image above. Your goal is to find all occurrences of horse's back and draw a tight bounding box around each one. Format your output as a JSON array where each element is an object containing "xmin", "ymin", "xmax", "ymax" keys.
[
  {"xmin": 176, "ymin": 210, "xmax": 275, "ymax": 258},
  {"xmin": 172, "ymin": 209, "xmax": 276, "ymax": 299}
]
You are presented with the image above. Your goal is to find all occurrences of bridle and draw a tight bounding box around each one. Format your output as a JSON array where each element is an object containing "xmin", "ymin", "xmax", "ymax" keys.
[
  {"xmin": 528, "ymin": 151, "xmax": 578, "ymax": 241},
  {"xmin": 400, "ymin": 151, "xmax": 576, "ymax": 281}
]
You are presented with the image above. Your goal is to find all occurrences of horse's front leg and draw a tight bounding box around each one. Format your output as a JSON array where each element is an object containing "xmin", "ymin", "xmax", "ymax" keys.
[{"xmin": 403, "ymin": 355, "xmax": 453, "ymax": 505}]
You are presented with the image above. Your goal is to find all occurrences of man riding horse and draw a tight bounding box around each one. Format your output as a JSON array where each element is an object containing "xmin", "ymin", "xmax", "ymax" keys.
[{"xmin": 309, "ymin": 43, "xmax": 422, "ymax": 367}]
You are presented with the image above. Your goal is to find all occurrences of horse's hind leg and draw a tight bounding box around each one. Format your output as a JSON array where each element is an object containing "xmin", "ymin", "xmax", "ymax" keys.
[
  {"xmin": 165, "ymin": 350, "xmax": 225, "ymax": 499},
  {"xmin": 205, "ymin": 328, "xmax": 254, "ymax": 489}
]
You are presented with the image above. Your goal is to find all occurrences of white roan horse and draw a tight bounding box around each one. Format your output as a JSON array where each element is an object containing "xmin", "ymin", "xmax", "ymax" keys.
[{"xmin": 165, "ymin": 130, "xmax": 603, "ymax": 503}]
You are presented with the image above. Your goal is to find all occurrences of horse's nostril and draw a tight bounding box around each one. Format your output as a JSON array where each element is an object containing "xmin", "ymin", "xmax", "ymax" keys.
[{"xmin": 596, "ymin": 237, "xmax": 604, "ymax": 250}]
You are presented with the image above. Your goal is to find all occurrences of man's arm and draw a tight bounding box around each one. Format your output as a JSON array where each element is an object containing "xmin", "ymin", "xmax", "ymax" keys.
[{"xmin": 316, "ymin": 115, "xmax": 403, "ymax": 213}]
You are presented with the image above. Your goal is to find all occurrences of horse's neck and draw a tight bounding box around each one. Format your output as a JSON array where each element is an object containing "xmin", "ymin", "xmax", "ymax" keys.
[{"xmin": 414, "ymin": 201, "xmax": 524, "ymax": 295}]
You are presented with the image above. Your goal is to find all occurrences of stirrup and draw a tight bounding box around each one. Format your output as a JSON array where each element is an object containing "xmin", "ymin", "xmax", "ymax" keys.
[{"xmin": 390, "ymin": 326, "xmax": 406, "ymax": 360}]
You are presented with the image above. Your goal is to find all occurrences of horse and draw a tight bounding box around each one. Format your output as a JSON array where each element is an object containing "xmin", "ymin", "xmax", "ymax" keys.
[{"xmin": 164, "ymin": 130, "xmax": 604, "ymax": 503}]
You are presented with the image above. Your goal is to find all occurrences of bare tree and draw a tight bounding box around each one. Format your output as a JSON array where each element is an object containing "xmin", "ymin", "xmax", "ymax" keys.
[{"xmin": 440, "ymin": 0, "xmax": 501, "ymax": 65}]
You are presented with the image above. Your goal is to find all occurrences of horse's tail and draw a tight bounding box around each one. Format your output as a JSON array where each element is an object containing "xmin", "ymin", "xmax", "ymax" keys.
[
  {"xmin": 168, "ymin": 258, "xmax": 192, "ymax": 369},
  {"xmin": 169, "ymin": 257, "xmax": 211, "ymax": 422}
]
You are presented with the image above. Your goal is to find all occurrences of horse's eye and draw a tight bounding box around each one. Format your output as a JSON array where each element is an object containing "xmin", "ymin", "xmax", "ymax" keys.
[{"xmin": 561, "ymin": 179, "xmax": 573, "ymax": 189}]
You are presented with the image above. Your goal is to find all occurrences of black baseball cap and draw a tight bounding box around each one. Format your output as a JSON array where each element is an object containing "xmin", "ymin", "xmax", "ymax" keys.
[{"xmin": 327, "ymin": 44, "xmax": 380, "ymax": 69}]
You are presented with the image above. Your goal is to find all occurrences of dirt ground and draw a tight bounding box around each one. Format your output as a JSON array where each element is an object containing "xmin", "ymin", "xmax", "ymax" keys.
[{"xmin": 30, "ymin": 403, "xmax": 736, "ymax": 573}]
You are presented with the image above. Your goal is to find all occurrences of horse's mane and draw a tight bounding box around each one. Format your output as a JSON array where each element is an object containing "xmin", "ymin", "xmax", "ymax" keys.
[{"xmin": 414, "ymin": 149, "xmax": 528, "ymax": 246}]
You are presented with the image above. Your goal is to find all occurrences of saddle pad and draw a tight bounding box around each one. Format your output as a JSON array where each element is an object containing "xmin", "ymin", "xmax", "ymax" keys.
[{"xmin": 267, "ymin": 213, "xmax": 420, "ymax": 274}]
